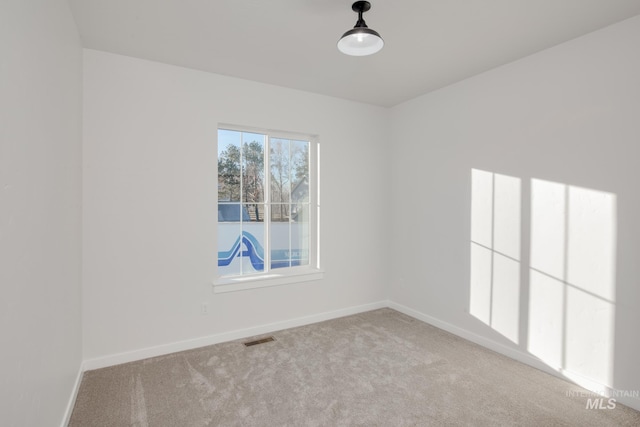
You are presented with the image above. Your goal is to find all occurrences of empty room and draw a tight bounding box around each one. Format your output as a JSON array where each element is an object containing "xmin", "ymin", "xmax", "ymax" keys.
[{"xmin": 2, "ymin": 0, "xmax": 640, "ymax": 425}]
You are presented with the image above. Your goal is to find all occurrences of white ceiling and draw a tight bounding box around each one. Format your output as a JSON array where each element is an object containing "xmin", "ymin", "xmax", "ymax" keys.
[{"xmin": 68, "ymin": 0, "xmax": 640, "ymax": 107}]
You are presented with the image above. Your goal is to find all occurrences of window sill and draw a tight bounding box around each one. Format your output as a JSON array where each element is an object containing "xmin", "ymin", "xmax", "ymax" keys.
[{"xmin": 213, "ymin": 267, "xmax": 324, "ymax": 293}]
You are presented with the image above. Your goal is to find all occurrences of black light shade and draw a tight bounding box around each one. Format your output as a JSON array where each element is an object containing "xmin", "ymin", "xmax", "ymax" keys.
[{"xmin": 338, "ymin": 1, "xmax": 384, "ymax": 56}]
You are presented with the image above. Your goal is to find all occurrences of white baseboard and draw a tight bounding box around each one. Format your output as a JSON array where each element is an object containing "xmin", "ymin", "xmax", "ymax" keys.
[
  {"xmin": 387, "ymin": 301, "xmax": 640, "ymax": 412},
  {"xmin": 61, "ymin": 365, "xmax": 83, "ymax": 427},
  {"xmin": 387, "ymin": 301, "xmax": 557, "ymax": 374},
  {"xmin": 82, "ymin": 300, "xmax": 387, "ymax": 371}
]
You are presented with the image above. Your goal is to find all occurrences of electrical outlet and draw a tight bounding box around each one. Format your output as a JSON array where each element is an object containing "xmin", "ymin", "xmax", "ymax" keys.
[{"xmin": 201, "ymin": 302, "xmax": 209, "ymax": 315}]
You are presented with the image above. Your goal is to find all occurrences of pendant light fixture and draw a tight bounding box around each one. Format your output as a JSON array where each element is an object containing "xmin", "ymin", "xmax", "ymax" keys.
[{"xmin": 337, "ymin": 1, "xmax": 384, "ymax": 56}]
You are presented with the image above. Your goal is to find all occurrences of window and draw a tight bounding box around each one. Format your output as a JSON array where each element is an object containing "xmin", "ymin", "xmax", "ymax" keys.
[{"xmin": 215, "ymin": 126, "xmax": 321, "ymax": 291}]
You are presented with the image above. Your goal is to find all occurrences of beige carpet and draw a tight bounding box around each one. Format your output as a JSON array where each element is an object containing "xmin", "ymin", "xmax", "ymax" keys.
[{"xmin": 69, "ymin": 309, "xmax": 640, "ymax": 426}]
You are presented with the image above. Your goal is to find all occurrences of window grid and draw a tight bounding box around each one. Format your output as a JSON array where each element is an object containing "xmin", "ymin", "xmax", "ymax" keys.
[{"xmin": 217, "ymin": 126, "xmax": 316, "ymax": 281}]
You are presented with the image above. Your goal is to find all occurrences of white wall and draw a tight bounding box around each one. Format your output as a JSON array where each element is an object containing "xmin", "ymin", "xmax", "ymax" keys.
[
  {"xmin": 82, "ymin": 50, "xmax": 389, "ymax": 362},
  {"xmin": 390, "ymin": 15, "xmax": 640, "ymax": 408},
  {"xmin": 0, "ymin": 1, "xmax": 82, "ymax": 425}
]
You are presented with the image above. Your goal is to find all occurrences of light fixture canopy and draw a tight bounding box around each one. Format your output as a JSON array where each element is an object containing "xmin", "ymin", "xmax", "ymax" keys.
[{"xmin": 338, "ymin": 1, "xmax": 384, "ymax": 56}]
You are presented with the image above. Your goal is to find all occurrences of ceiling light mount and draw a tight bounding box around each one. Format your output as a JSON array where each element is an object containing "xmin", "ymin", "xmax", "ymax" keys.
[{"xmin": 338, "ymin": 1, "xmax": 384, "ymax": 56}]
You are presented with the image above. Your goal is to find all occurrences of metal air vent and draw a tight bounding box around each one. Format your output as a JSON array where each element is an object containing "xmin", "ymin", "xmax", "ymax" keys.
[{"xmin": 243, "ymin": 336, "xmax": 275, "ymax": 347}]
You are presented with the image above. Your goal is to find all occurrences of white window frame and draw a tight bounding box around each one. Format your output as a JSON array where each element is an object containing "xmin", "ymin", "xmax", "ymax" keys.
[{"xmin": 214, "ymin": 124, "xmax": 323, "ymax": 293}]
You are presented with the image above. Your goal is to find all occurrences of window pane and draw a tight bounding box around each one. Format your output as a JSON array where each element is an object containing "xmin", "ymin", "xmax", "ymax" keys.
[
  {"xmin": 217, "ymin": 203, "xmax": 265, "ymax": 275},
  {"xmin": 290, "ymin": 140, "xmax": 309, "ymax": 203},
  {"xmin": 242, "ymin": 132, "xmax": 265, "ymax": 203},
  {"xmin": 270, "ymin": 205, "xmax": 291, "ymax": 269},
  {"xmin": 270, "ymin": 138, "xmax": 291, "ymax": 205},
  {"xmin": 217, "ymin": 204, "xmax": 241, "ymax": 276},
  {"xmin": 291, "ymin": 203, "xmax": 310, "ymax": 266},
  {"xmin": 218, "ymin": 130, "xmax": 241, "ymax": 202},
  {"xmin": 270, "ymin": 202, "xmax": 289, "ymax": 222},
  {"xmin": 242, "ymin": 203, "xmax": 265, "ymax": 273}
]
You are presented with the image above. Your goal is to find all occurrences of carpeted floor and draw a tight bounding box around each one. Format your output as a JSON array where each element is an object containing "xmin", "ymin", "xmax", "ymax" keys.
[{"xmin": 69, "ymin": 308, "xmax": 640, "ymax": 426}]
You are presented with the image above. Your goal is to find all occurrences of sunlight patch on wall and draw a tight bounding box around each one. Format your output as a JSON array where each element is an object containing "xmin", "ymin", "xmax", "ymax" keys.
[
  {"xmin": 528, "ymin": 179, "xmax": 616, "ymax": 387},
  {"xmin": 470, "ymin": 169, "xmax": 521, "ymax": 344}
]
